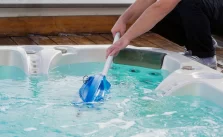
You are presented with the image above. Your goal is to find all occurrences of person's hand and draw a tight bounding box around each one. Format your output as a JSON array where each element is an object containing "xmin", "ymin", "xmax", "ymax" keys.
[
  {"xmin": 111, "ymin": 19, "xmax": 127, "ymax": 37},
  {"xmin": 106, "ymin": 37, "xmax": 130, "ymax": 58}
]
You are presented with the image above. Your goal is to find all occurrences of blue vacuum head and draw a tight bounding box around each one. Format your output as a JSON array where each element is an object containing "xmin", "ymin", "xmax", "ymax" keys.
[{"xmin": 79, "ymin": 74, "xmax": 111, "ymax": 102}]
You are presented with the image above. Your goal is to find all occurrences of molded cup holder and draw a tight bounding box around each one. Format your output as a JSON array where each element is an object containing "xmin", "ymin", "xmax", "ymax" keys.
[
  {"xmin": 54, "ymin": 46, "xmax": 68, "ymax": 54},
  {"xmin": 22, "ymin": 46, "xmax": 44, "ymax": 54},
  {"xmin": 181, "ymin": 66, "xmax": 203, "ymax": 71},
  {"xmin": 192, "ymin": 72, "xmax": 223, "ymax": 79}
]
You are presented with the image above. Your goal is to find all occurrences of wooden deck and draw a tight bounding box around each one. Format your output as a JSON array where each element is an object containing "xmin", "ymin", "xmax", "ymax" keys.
[{"xmin": 0, "ymin": 32, "xmax": 222, "ymax": 73}]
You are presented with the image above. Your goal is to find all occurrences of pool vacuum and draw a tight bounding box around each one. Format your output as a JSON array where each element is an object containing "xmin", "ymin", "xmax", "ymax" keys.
[{"xmin": 79, "ymin": 32, "xmax": 120, "ymax": 102}]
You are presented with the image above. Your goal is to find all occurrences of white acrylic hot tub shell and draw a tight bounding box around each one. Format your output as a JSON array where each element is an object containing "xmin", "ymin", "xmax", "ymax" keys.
[
  {"xmin": 0, "ymin": 47, "xmax": 29, "ymax": 74},
  {"xmin": 0, "ymin": 45, "xmax": 222, "ymax": 107}
]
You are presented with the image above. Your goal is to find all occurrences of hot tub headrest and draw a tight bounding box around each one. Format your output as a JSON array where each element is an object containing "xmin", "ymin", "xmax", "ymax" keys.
[{"xmin": 113, "ymin": 48, "xmax": 166, "ymax": 69}]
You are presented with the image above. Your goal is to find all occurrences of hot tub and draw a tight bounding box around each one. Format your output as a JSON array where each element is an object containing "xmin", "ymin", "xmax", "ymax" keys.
[{"xmin": 0, "ymin": 45, "xmax": 223, "ymax": 136}]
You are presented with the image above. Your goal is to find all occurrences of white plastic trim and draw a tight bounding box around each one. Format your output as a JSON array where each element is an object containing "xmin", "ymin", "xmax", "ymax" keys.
[{"xmin": 0, "ymin": 8, "xmax": 127, "ymax": 17}]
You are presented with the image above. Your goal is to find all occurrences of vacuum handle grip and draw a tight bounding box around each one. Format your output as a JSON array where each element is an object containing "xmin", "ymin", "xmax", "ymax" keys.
[
  {"xmin": 102, "ymin": 32, "xmax": 120, "ymax": 76},
  {"xmin": 113, "ymin": 32, "xmax": 120, "ymax": 44}
]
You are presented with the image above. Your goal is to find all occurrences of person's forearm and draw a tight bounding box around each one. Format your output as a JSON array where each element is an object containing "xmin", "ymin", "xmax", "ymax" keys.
[
  {"xmin": 123, "ymin": 0, "xmax": 180, "ymax": 40},
  {"xmin": 119, "ymin": 0, "xmax": 156, "ymax": 24}
]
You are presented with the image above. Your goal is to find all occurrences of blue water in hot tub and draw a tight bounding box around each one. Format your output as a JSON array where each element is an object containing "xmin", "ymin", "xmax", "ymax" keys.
[{"xmin": 0, "ymin": 63, "xmax": 223, "ymax": 137}]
